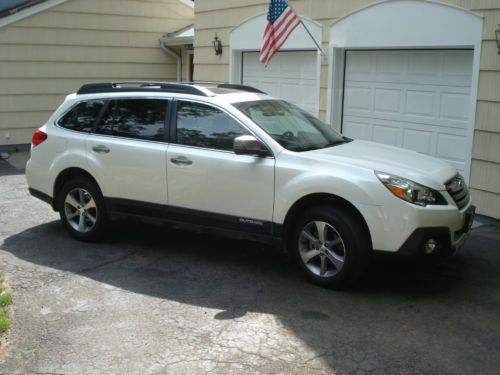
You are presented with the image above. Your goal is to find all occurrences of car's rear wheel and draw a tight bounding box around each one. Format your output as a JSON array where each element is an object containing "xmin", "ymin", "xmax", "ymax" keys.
[
  {"xmin": 292, "ymin": 205, "xmax": 370, "ymax": 289},
  {"xmin": 58, "ymin": 177, "xmax": 107, "ymax": 241}
]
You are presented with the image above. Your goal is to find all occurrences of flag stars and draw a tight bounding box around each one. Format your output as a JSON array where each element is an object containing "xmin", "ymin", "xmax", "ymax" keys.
[{"xmin": 268, "ymin": 0, "xmax": 289, "ymax": 23}]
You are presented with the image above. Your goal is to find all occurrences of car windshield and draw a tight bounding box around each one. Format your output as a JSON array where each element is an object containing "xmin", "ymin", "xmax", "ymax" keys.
[{"xmin": 233, "ymin": 99, "xmax": 347, "ymax": 151}]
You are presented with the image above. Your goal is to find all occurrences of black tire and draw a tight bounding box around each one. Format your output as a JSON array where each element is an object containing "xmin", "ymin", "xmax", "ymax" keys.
[
  {"xmin": 292, "ymin": 205, "xmax": 371, "ymax": 289},
  {"xmin": 57, "ymin": 177, "xmax": 108, "ymax": 242}
]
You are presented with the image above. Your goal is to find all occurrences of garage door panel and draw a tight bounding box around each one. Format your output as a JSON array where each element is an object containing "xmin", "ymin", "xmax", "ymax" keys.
[
  {"xmin": 281, "ymin": 58, "xmax": 302, "ymax": 76},
  {"xmin": 346, "ymin": 50, "xmax": 473, "ymax": 87},
  {"xmin": 242, "ymin": 51, "xmax": 317, "ymax": 115},
  {"xmin": 443, "ymin": 51, "xmax": 473, "ymax": 84},
  {"xmin": 344, "ymin": 111, "xmax": 469, "ymax": 131},
  {"xmin": 436, "ymin": 133, "xmax": 468, "ymax": 162},
  {"xmin": 345, "ymin": 86, "xmax": 372, "ymax": 112},
  {"xmin": 346, "ymin": 52, "xmax": 374, "ymax": 77},
  {"xmin": 374, "ymin": 88, "xmax": 401, "ymax": 114},
  {"xmin": 407, "ymin": 52, "xmax": 440, "ymax": 78},
  {"xmin": 376, "ymin": 52, "xmax": 404, "ymax": 76},
  {"xmin": 343, "ymin": 114, "xmax": 470, "ymax": 173},
  {"xmin": 405, "ymin": 90, "xmax": 436, "ymax": 118},
  {"xmin": 343, "ymin": 120, "xmax": 371, "ymax": 139},
  {"xmin": 282, "ymin": 82, "xmax": 299, "ymax": 103},
  {"xmin": 372, "ymin": 124, "xmax": 399, "ymax": 146},
  {"xmin": 440, "ymin": 92, "xmax": 469, "ymax": 121},
  {"xmin": 345, "ymin": 83, "xmax": 470, "ymax": 128},
  {"xmin": 402, "ymin": 129, "xmax": 434, "ymax": 155},
  {"xmin": 301, "ymin": 84, "xmax": 318, "ymax": 110},
  {"xmin": 302, "ymin": 58, "xmax": 317, "ymax": 77}
]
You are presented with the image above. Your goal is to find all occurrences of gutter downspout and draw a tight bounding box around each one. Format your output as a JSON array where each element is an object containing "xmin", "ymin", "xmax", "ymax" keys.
[{"xmin": 160, "ymin": 41, "xmax": 181, "ymax": 82}]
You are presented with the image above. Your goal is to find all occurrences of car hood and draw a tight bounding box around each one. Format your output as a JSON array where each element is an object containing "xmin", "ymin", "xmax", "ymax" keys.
[{"xmin": 304, "ymin": 140, "xmax": 457, "ymax": 190}]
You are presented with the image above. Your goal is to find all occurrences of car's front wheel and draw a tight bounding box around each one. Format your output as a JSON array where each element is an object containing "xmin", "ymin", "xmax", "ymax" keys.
[
  {"xmin": 58, "ymin": 177, "xmax": 108, "ymax": 241},
  {"xmin": 292, "ymin": 205, "xmax": 370, "ymax": 289}
]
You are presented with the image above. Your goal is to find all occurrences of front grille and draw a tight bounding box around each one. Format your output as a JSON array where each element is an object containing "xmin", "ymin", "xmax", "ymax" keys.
[{"xmin": 445, "ymin": 174, "xmax": 470, "ymax": 209}]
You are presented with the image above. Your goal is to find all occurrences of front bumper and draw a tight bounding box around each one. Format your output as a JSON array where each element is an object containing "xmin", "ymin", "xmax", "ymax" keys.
[{"xmin": 376, "ymin": 205, "xmax": 476, "ymax": 257}]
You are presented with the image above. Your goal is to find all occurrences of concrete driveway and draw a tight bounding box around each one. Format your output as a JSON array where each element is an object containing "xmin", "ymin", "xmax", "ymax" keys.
[{"xmin": 0, "ymin": 163, "xmax": 499, "ymax": 374}]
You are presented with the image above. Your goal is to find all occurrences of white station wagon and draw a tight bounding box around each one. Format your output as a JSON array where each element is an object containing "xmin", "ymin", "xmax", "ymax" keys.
[{"xmin": 26, "ymin": 82, "xmax": 475, "ymax": 288}]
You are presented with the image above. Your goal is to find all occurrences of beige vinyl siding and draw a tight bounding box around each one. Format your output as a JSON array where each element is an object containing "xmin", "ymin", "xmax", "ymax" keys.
[
  {"xmin": 193, "ymin": 1, "xmax": 268, "ymax": 83},
  {"xmin": 469, "ymin": 189, "xmax": 500, "ymax": 219},
  {"xmin": 194, "ymin": 0, "xmax": 500, "ymax": 218},
  {"xmin": 0, "ymin": 0, "xmax": 193, "ymax": 145},
  {"xmin": 469, "ymin": 6, "xmax": 500, "ymax": 218}
]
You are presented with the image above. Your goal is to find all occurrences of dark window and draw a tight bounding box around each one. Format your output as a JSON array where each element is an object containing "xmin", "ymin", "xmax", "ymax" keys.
[
  {"xmin": 58, "ymin": 100, "xmax": 104, "ymax": 132},
  {"xmin": 96, "ymin": 99, "xmax": 167, "ymax": 141},
  {"xmin": 176, "ymin": 101, "xmax": 249, "ymax": 151}
]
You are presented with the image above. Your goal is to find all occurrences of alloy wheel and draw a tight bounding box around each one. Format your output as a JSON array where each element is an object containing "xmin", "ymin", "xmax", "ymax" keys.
[
  {"xmin": 63, "ymin": 188, "xmax": 98, "ymax": 233},
  {"xmin": 298, "ymin": 220, "xmax": 346, "ymax": 277}
]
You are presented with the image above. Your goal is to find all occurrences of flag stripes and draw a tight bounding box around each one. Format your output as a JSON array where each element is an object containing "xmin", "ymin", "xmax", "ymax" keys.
[{"xmin": 259, "ymin": 0, "xmax": 301, "ymax": 66}]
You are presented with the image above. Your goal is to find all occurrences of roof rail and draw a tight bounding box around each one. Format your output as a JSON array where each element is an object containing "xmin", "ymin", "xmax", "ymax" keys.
[
  {"xmin": 76, "ymin": 81, "xmax": 267, "ymax": 96},
  {"xmin": 77, "ymin": 81, "xmax": 212, "ymax": 96},
  {"xmin": 216, "ymin": 83, "xmax": 266, "ymax": 94},
  {"xmin": 178, "ymin": 82, "xmax": 267, "ymax": 94}
]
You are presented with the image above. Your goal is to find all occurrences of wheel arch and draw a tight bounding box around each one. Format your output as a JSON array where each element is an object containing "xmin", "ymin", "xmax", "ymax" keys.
[
  {"xmin": 281, "ymin": 193, "xmax": 372, "ymax": 251},
  {"xmin": 52, "ymin": 167, "xmax": 102, "ymax": 211}
]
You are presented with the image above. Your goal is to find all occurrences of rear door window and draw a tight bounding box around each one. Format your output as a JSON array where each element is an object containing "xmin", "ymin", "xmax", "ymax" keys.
[
  {"xmin": 95, "ymin": 99, "xmax": 168, "ymax": 142},
  {"xmin": 58, "ymin": 100, "xmax": 105, "ymax": 132}
]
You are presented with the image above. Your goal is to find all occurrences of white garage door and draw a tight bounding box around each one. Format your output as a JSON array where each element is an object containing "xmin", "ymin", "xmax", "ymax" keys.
[
  {"xmin": 342, "ymin": 50, "xmax": 473, "ymax": 178},
  {"xmin": 242, "ymin": 51, "xmax": 317, "ymax": 114}
]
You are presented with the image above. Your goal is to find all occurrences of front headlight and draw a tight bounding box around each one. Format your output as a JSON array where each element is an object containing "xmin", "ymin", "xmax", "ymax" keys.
[{"xmin": 375, "ymin": 171, "xmax": 447, "ymax": 206}]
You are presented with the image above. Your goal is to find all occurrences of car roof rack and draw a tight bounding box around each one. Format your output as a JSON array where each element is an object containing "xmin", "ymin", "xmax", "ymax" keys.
[
  {"xmin": 76, "ymin": 81, "xmax": 266, "ymax": 96},
  {"xmin": 77, "ymin": 81, "xmax": 213, "ymax": 96}
]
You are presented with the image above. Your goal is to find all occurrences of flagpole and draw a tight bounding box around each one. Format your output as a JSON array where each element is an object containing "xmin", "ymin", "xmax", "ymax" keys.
[{"xmin": 299, "ymin": 19, "xmax": 326, "ymax": 57}]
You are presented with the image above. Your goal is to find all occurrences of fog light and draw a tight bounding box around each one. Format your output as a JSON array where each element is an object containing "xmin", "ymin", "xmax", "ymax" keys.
[{"xmin": 424, "ymin": 239, "xmax": 437, "ymax": 254}]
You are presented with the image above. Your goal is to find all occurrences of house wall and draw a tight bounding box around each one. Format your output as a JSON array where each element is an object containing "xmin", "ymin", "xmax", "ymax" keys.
[
  {"xmin": 0, "ymin": 0, "xmax": 194, "ymax": 147},
  {"xmin": 193, "ymin": 0, "xmax": 500, "ymax": 219}
]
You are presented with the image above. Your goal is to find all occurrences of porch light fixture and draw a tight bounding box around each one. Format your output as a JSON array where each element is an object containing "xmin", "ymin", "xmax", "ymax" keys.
[
  {"xmin": 212, "ymin": 34, "xmax": 223, "ymax": 56},
  {"xmin": 496, "ymin": 24, "xmax": 500, "ymax": 54}
]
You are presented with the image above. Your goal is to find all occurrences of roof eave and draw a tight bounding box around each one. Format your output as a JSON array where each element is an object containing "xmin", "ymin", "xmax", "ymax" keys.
[
  {"xmin": 0, "ymin": 0, "xmax": 67, "ymax": 28},
  {"xmin": 160, "ymin": 36, "xmax": 194, "ymax": 46}
]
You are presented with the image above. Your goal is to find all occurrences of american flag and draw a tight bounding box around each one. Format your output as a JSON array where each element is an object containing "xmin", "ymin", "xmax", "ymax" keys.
[{"xmin": 259, "ymin": 0, "xmax": 301, "ymax": 66}]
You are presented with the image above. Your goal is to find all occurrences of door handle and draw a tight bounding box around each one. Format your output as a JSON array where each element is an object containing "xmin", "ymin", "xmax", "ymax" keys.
[
  {"xmin": 170, "ymin": 156, "xmax": 192, "ymax": 166},
  {"xmin": 92, "ymin": 145, "xmax": 110, "ymax": 154}
]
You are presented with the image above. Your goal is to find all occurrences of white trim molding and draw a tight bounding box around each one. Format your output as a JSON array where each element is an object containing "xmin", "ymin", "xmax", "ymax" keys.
[
  {"xmin": 0, "ymin": 0, "xmax": 68, "ymax": 28},
  {"xmin": 179, "ymin": 0, "xmax": 194, "ymax": 8},
  {"xmin": 229, "ymin": 12, "xmax": 323, "ymax": 116},
  {"xmin": 327, "ymin": 0, "xmax": 483, "ymax": 182}
]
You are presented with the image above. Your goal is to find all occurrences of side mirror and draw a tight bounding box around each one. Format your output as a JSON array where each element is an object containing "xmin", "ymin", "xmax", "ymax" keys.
[{"xmin": 233, "ymin": 135, "xmax": 269, "ymax": 157}]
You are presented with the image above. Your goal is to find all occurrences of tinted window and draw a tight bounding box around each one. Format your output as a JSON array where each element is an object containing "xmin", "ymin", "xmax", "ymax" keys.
[
  {"xmin": 58, "ymin": 100, "xmax": 104, "ymax": 132},
  {"xmin": 176, "ymin": 101, "xmax": 249, "ymax": 151},
  {"xmin": 96, "ymin": 99, "xmax": 167, "ymax": 141}
]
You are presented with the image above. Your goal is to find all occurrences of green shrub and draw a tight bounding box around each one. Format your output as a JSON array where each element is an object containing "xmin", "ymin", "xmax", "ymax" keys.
[
  {"xmin": 0, "ymin": 316, "xmax": 9, "ymax": 333},
  {"xmin": 0, "ymin": 292, "xmax": 12, "ymax": 307}
]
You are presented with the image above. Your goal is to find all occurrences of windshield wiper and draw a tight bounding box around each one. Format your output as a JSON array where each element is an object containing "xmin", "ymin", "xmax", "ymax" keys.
[
  {"xmin": 291, "ymin": 140, "xmax": 344, "ymax": 152},
  {"xmin": 291, "ymin": 145, "xmax": 322, "ymax": 152}
]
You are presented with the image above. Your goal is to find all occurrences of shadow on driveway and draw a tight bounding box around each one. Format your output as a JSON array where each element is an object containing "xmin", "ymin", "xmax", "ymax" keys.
[{"xmin": 2, "ymin": 220, "xmax": 500, "ymax": 373}]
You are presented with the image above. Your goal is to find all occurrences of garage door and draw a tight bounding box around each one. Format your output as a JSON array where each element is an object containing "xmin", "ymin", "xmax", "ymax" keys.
[
  {"xmin": 342, "ymin": 50, "xmax": 473, "ymax": 178},
  {"xmin": 242, "ymin": 51, "xmax": 317, "ymax": 114}
]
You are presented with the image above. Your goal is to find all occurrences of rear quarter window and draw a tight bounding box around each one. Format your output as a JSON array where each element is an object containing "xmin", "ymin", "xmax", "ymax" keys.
[{"xmin": 57, "ymin": 100, "xmax": 105, "ymax": 132}]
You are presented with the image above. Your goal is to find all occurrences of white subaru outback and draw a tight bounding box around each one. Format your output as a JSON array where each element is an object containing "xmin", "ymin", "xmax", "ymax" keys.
[{"xmin": 26, "ymin": 82, "xmax": 475, "ymax": 288}]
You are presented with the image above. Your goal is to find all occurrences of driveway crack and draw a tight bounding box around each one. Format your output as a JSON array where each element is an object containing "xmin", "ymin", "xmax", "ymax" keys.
[{"xmin": 77, "ymin": 250, "xmax": 140, "ymax": 275}]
